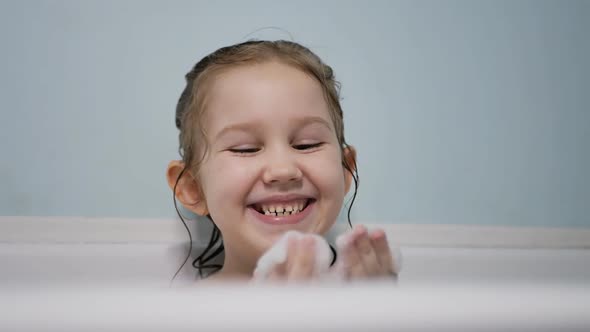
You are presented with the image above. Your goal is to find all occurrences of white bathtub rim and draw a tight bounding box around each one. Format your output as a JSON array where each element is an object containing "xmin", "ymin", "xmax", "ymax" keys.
[{"xmin": 1, "ymin": 216, "xmax": 589, "ymax": 249}]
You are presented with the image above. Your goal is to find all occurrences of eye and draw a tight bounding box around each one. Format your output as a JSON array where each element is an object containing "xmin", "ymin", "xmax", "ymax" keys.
[
  {"xmin": 228, "ymin": 147, "xmax": 260, "ymax": 154},
  {"xmin": 293, "ymin": 142, "xmax": 324, "ymax": 150}
]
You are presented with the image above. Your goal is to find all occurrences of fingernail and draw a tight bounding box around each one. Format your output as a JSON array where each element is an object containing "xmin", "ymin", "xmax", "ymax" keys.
[
  {"xmin": 354, "ymin": 224, "xmax": 367, "ymax": 236},
  {"xmin": 370, "ymin": 229, "xmax": 385, "ymax": 240}
]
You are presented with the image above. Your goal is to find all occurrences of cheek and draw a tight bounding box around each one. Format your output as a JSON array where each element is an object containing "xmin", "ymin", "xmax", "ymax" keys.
[
  {"xmin": 199, "ymin": 156, "xmax": 256, "ymax": 208},
  {"xmin": 306, "ymin": 150, "xmax": 347, "ymax": 195}
]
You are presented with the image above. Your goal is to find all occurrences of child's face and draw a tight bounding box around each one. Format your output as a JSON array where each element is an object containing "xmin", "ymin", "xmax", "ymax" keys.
[{"xmin": 195, "ymin": 61, "xmax": 353, "ymax": 268}]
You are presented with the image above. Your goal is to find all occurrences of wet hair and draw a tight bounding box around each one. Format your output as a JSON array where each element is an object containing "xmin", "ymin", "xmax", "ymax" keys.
[{"xmin": 172, "ymin": 40, "xmax": 359, "ymax": 280}]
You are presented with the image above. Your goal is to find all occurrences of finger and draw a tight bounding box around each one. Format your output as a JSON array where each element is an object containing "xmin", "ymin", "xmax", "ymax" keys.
[
  {"xmin": 288, "ymin": 236, "xmax": 316, "ymax": 280},
  {"xmin": 267, "ymin": 261, "xmax": 287, "ymax": 281},
  {"xmin": 274, "ymin": 236, "xmax": 297, "ymax": 280},
  {"xmin": 340, "ymin": 231, "xmax": 366, "ymax": 279},
  {"xmin": 369, "ymin": 229, "xmax": 396, "ymax": 275},
  {"xmin": 266, "ymin": 238, "xmax": 296, "ymax": 281},
  {"xmin": 354, "ymin": 226, "xmax": 381, "ymax": 275}
]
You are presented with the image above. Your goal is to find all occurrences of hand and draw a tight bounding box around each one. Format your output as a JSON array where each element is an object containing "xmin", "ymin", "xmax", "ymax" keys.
[
  {"xmin": 266, "ymin": 235, "xmax": 321, "ymax": 282},
  {"xmin": 334, "ymin": 225, "xmax": 398, "ymax": 280}
]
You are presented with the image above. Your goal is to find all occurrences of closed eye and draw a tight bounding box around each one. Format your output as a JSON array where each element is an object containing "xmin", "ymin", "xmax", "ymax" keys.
[
  {"xmin": 293, "ymin": 142, "xmax": 324, "ymax": 150},
  {"xmin": 228, "ymin": 147, "xmax": 260, "ymax": 154}
]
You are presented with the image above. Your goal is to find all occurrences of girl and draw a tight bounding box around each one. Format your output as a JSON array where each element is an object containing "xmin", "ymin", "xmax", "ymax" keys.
[{"xmin": 166, "ymin": 40, "xmax": 397, "ymax": 282}]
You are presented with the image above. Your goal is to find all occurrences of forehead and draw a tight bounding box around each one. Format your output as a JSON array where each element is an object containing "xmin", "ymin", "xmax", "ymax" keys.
[{"xmin": 202, "ymin": 61, "xmax": 334, "ymax": 134}]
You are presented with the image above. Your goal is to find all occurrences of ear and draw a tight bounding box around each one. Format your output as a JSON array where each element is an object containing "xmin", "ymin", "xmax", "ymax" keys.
[
  {"xmin": 166, "ymin": 160, "xmax": 209, "ymax": 216},
  {"xmin": 342, "ymin": 145, "xmax": 357, "ymax": 194}
]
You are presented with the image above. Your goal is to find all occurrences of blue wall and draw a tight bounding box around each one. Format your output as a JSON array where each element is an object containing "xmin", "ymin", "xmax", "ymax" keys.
[{"xmin": 1, "ymin": 0, "xmax": 588, "ymax": 227}]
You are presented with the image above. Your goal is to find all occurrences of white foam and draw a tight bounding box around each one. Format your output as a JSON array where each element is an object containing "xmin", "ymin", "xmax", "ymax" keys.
[{"xmin": 253, "ymin": 231, "xmax": 333, "ymax": 280}]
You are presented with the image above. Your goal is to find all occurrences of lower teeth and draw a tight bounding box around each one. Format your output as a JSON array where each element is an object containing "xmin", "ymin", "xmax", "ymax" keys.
[{"xmin": 265, "ymin": 211, "xmax": 298, "ymax": 216}]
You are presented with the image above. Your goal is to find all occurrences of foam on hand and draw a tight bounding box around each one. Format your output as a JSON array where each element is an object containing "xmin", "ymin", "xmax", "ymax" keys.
[
  {"xmin": 252, "ymin": 230, "xmax": 333, "ymax": 281},
  {"xmin": 253, "ymin": 228, "xmax": 402, "ymax": 282}
]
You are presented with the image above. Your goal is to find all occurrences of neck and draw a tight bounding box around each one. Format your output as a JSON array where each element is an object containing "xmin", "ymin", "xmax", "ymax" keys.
[{"xmin": 210, "ymin": 247, "xmax": 258, "ymax": 281}]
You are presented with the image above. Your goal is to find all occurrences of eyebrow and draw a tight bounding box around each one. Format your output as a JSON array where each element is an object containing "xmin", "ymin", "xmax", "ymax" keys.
[{"xmin": 214, "ymin": 116, "xmax": 333, "ymax": 140}]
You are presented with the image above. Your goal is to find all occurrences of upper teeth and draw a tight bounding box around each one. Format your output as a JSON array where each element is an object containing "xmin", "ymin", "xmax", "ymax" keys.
[{"xmin": 260, "ymin": 201, "xmax": 306, "ymax": 216}]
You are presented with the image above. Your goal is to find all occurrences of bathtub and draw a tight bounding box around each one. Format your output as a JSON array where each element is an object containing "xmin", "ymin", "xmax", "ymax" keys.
[{"xmin": 1, "ymin": 217, "xmax": 589, "ymax": 331}]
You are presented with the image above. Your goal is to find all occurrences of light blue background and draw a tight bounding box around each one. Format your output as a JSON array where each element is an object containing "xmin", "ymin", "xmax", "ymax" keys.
[{"xmin": 1, "ymin": 0, "xmax": 588, "ymax": 227}]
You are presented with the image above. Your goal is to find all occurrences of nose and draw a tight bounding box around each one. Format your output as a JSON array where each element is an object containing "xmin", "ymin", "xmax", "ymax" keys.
[{"xmin": 262, "ymin": 148, "xmax": 303, "ymax": 185}]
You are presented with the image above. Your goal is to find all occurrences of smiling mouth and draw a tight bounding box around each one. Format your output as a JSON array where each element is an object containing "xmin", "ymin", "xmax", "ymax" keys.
[{"xmin": 250, "ymin": 199, "xmax": 314, "ymax": 217}]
